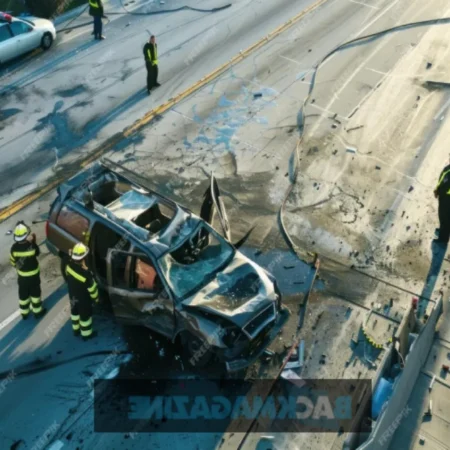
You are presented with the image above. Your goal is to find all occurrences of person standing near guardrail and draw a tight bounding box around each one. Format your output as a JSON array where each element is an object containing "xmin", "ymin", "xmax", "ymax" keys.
[
  {"xmin": 89, "ymin": 0, "xmax": 106, "ymax": 40},
  {"xmin": 143, "ymin": 35, "xmax": 161, "ymax": 95},
  {"xmin": 10, "ymin": 222, "xmax": 46, "ymax": 320},
  {"xmin": 434, "ymin": 162, "xmax": 450, "ymax": 244}
]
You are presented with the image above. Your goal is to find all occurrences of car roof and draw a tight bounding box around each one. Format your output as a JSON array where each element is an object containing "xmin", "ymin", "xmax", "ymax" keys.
[{"xmin": 61, "ymin": 160, "xmax": 203, "ymax": 258}]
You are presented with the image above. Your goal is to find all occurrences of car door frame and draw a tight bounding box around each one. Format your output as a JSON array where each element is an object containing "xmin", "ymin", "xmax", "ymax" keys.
[
  {"xmin": 106, "ymin": 248, "xmax": 176, "ymax": 339},
  {"xmin": 199, "ymin": 173, "xmax": 232, "ymax": 242}
]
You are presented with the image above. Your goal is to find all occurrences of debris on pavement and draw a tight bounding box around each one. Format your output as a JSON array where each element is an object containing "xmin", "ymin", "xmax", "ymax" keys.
[
  {"xmin": 346, "ymin": 125, "xmax": 364, "ymax": 133},
  {"xmin": 426, "ymin": 62, "xmax": 432, "ymax": 69},
  {"xmin": 253, "ymin": 92, "xmax": 263, "ymax": 98}
]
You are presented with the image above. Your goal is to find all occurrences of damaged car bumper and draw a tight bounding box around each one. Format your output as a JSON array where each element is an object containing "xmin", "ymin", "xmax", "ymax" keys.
[{"xmin": 222, "ymin": 305, "xmax": 289, "ymax": 373}]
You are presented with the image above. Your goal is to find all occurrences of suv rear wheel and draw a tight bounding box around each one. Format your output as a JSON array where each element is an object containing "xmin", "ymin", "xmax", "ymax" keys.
[{"xmin": 41, "ymin": 33, "xmax": 53, "ymax": 50}]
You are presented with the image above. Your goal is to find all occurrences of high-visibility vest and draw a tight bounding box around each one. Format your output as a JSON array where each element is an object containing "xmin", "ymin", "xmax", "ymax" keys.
[
  {"xmin": 147, "ymin": 44, "xmax": 158, "ymax": 65},
  {"xmin": 436, "ymin": 166, "xmax": 450, "ymax": 195},
  {"xmin": 89, "ymin": 0, "xmax": 99, "ymax": 9},
  {"xmin": 10, "ymin": 243, "xmax": 40, "ymax": 277}
]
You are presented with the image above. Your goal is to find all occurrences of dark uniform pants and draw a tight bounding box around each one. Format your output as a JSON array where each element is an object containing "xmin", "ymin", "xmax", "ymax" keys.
[
  {"xmin": 438, "ymin": 195, "xmax": 450, "ymax": 242},
  {"xmin": 70, "ymin": 297, "xmax": 94, "ymax": 337},
  {"xmin": 146, "ymin": 62, "xmax": 158, "ymax": 90},
  {"xmin": 18, "ymin": 274, "xmax": 42, "ymax": 317},
  {"xmin": 93, "ymin": 15, "xmax": 102, "ymax": 37}
]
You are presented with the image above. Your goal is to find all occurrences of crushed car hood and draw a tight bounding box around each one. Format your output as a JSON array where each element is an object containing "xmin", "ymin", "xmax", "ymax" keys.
[{"xmin": 182, "ymin": 252, "xmax": 275, "ymax": 328}]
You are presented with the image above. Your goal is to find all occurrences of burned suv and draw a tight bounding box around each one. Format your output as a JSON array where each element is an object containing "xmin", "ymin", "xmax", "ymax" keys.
[{"xmin": 46, "ymin": 159, "xmax": 283, "ymax": 372}]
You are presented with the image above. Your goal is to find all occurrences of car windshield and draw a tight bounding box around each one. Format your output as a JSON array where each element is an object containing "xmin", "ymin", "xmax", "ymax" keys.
[{"xmin": 158, "ymin": 223, "xmax": 235, "ymax": 299}]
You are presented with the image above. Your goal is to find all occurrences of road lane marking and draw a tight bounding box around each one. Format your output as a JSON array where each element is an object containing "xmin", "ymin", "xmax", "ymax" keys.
[
  {"xmin": 307, "ymin": 0, "xmax": 405, "ymax": 137},
  {"xmin": 0, "ymin": 310, "xmax": 21, "ymax": 333},
  {"xmin": 47, "ymin": 440, "xmax": 65, "ymax": 450},
  {"xmin": 349, "ymin": 0, "xmax": 379, "ymax": 9},
  {"xmin": 0, "ymin": 0, "xmax": 331, "ymax": 224},
  {"xmin": 279, "ymin": 55, "xmax": 306, "ymax": 66}
]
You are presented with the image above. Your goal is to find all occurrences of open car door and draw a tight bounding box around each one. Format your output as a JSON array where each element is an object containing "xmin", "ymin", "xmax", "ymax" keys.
[
  {"xmin": 106, "ymin": 249, "xmax": 174, "ymax": 338},
  {"xmin": 200, "ymin": 174, "xmax": 231, "ymax": 242}
]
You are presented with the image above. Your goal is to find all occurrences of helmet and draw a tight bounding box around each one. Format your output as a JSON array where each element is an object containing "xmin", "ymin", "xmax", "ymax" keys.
[
  {"xmin": 14, "ymin": 223, "xmax": 30, "ymax": 242},
  {"xmin": 72, "ymin": 242, "xmax": 89, "ymax": 261}
]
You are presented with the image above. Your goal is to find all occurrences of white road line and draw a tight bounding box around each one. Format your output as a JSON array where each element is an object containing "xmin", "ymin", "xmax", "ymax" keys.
[
  {"xmin": 279, "ymin": 55, "xmax": 305, "ymax": 66},
  {"xmin": 0, "ymin": 310, "xmax": 21, "ymax": 332},
  {"xmin": 309, "ymin": 102, "xmax": 349, "ymax": 120},
  {"xmin": 349, "ymin": 0, "xmax": 379, "ymax": 10},
  {"xmin": 307, "ymin": 0, "xmax": 409, "ymax": 136},
  {"xmin": 47, "ymin": 440, "xmax": 65, "ymax": 450}
]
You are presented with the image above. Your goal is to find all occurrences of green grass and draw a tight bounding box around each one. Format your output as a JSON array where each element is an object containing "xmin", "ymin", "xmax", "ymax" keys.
[{"xmin": 0, "ymin": 0, "xmax": 86, "ymax": 17}]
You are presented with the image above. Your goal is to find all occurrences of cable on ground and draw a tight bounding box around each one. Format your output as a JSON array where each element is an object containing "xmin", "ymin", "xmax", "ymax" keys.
[
  {"xmin": 56, "ymin": 2, "xmax": 232, "ymax": 33},
  {"xmin": 278, "ymin": 17, "xmax": 450, "ymax": 305}
]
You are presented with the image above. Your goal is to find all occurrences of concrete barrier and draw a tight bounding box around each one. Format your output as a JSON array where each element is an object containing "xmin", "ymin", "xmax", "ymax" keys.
[{"xmin": 355, "ymin": 297, "xmax": 443, "ymax": 450}]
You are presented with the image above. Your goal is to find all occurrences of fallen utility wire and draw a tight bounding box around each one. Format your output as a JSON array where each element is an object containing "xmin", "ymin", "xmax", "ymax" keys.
[
  {"xmin": 278, "ymin": 17, "xmax": 450, "ymax": 306},
  {"xmin": 0, "ymin": 350, "xmax": 131, "ymax": 380},
  {"xmin": 57, "ymin": 2, "xmax": 232, "ymax": 33}
]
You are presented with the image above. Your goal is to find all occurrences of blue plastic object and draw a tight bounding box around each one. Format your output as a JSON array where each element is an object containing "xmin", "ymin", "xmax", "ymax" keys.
[{"xmin": 372, "ymin": 377, "xmax": 394, "ymax": 420}]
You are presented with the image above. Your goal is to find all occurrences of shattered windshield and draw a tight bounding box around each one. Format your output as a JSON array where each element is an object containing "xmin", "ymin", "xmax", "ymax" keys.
[{"xmin": 158, "ymin": 223, "xmax": 234, "ymax": 299}]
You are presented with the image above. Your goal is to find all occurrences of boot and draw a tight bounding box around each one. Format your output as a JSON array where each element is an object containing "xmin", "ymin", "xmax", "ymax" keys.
[
  {"xmin": 82, "ymin": 331, "xmax": 98, "ymax": 341},
  {"xmin": 34, "ymin": 307, "xmax": 47, "ymax": 318}
]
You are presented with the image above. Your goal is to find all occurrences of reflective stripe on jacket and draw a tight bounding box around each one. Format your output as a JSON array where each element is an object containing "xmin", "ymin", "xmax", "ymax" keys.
[
  {"xmin": 10, "ymin": 241, "xmax": 40, "ymax": 277},
  {"xmin": 436, "ymin": 165, "xmax": 450, "ymax": 196},
  {"xmin": 66, "ymin": 262, "xmax": 99, "ymax": 303},
  {"xmin": 145, "ymin": 43, "xmax": 158, "ymax": 65}
]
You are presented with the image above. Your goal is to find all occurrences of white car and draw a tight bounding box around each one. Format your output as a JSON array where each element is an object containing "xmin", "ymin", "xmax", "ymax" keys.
[{"xmin": 0, "ymin": 12, "xmax": 56, "ymax": 64}]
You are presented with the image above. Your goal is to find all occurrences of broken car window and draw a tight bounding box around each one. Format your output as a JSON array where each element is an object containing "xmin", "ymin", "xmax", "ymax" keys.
[{"xmin": 158, "ymin": 224, "xmax": 234, "ymax": 299}]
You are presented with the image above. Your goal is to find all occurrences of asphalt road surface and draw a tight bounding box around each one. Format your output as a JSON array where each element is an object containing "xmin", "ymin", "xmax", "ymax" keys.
[{"xmin": 1, "ymin": 0, "xmax": 450, "ymax": 449}]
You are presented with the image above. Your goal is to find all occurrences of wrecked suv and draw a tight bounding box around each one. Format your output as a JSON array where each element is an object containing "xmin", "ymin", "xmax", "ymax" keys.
[{"xmin": 46, "ymin": 159, "xmax": 283, "ymax": 372}]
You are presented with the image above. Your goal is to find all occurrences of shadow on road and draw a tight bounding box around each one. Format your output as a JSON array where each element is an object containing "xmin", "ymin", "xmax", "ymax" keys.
[{"xmin": 417, "ymin": 240, "xmax": 446, "ymax": 318}]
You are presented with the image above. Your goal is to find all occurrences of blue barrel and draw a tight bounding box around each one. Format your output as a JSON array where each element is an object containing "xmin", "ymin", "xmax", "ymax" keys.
[{"xmin": 372, "ymin": 377, "xmax": 394, "ymax": 420}]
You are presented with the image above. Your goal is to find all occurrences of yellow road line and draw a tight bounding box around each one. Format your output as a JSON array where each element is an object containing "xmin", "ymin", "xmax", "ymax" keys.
[{"xmin": 0, "ymin": 0, "xmax": 329, "ymax": 224}]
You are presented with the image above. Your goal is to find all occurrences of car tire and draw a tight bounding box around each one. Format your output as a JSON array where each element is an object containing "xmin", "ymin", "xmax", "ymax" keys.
[
  {"xmin": 41, "ymin": 33, "xmax": 53, "ymax": 50},
  {"xmin": 181, "ymin": 331, "xmax": 213, "ymax": 368}
]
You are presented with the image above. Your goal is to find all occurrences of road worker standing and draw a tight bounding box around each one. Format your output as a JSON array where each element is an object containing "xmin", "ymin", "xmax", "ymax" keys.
[
  {"xmin": 143, "ymin": 35, "xmax": 160, "ymax": 95},
  {"xmin": 10, "ymin": 222, "xmax": 45, "ymax": 320},
  {"xmin": 66, "ymin": 243, "xmax": 99, "ymax": 340},
  {"xmin": 434, "ymin": 162, "xmax": 450, "ymax": 244},
  {"xmin": 88, "ymin": 0, "xmax": 106, "ymax": 40}
]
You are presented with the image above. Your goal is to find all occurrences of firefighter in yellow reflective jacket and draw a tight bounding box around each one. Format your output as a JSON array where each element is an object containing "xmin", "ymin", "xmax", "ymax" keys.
[
  {"xmin": 10, "ymin": 222, "xmax": 45, "ymax": 319},
  {"xmin": 88, "ymin": 0, "xmax": 105, "ymax": 40},
  {"xmin": 66, "ymin": 243, "xmax": 99, "ymax": 340},
  {"xmin": 143, "ymin": 35, "xmax": 160, "ymax": 94},
  {"xmin": 434, "ymin": 163, "xmax": 450, "ymax": 243}
]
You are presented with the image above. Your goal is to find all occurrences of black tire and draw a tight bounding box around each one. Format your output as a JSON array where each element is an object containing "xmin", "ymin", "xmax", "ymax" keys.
[
  {"xmin": 41, "ymin": 33, "xmax": 53, "ymax": 50},
  {"xmin": 181, "ymin": 331, "xmax": 213, "ymax": 368}
]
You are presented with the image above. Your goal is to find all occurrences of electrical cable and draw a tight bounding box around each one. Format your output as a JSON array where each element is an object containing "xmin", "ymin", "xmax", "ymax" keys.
[
  {"xmin": 278, "ymin": 17, "xmax": 450, "ymax": 305},
  {"xmin": 56, "ymin": 2, "xmax": 232, "ymax": 33},
  {"xmin": 0, "ymin": 350, "xmax": 131, "ymax": 380}
]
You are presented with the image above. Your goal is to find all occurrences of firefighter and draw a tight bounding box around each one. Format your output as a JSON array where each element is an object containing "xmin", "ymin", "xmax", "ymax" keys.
[
  {"xmin": 10, "ymin": 222, "xmax": 45, "ymax": 320},
  {"xmin": 434, "ymin": 162, "xmax": 450, "ymax": 244},
  {"xmin": 66, "ymin": 243, "xmax": 99, "ymax": 340},
  {"xmin": 88, "ymin": 0, "xmax": 105, "ymax": 40},
  {"xmin": 143, "ymin": 35, "xmax": 160, "ymax": 95}
]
